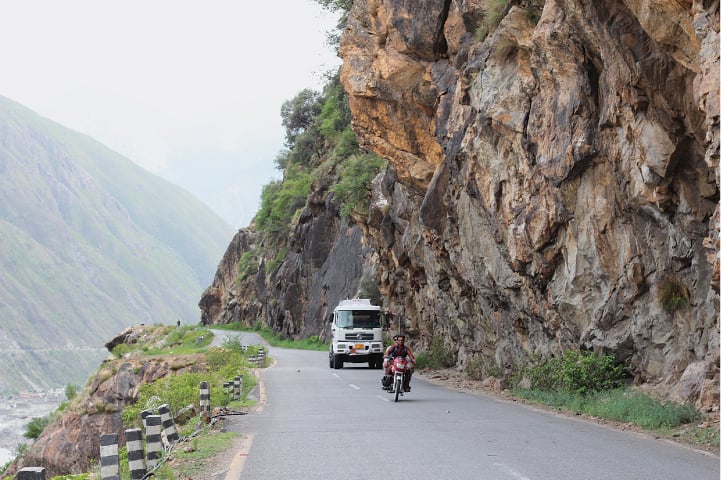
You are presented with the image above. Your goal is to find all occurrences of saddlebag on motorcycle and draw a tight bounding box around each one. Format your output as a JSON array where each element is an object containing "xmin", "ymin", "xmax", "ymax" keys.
[{"xmin": 381, "ymin": 375, "xmax": 393, "ymax": 388}]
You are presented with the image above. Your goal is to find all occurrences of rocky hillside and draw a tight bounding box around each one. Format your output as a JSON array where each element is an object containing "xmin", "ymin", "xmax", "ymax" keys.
[
  {"xmin": 0, "ymin": 325, "xmax": 219, "ymax": 479},
  {"xmin": 200, "ymin": 0, "xmax": 719, "ymax": 409},
  {"xmin": 0, "ymin": 96, "xmax": 235, "ymax": 395}
]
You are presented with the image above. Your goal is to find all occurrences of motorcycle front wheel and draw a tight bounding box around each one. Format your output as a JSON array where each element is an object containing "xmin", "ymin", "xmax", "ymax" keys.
[{"xmin": 394, "ymin": 375, "xmax": 402, "ymax": 402}]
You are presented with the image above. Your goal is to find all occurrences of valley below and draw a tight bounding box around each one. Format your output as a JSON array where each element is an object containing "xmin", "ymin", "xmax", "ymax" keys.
[{"xmin": 0, "ymin": 394, "xmax": 64, "ymax": 466}]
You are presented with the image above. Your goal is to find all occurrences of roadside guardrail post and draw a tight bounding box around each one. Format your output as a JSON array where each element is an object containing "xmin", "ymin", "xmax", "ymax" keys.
[
  {"xmin": 145, "ymin": 415, "xmax": 163, "ymax": 468},
  {"xmin": 125, "ymin": 428, "xmax": 146, "ymax": 479},
  {"xmin": 158, "ymin": 404, "xmax": 179, "ymax": 444},
  {"xmin": 234, "ymin": 375, "xmax": 242, "ymax": 400},
  {"xmin": 99, "ymin": 433, "xmax": 119, "ymax": 480},
  {"xmin": 140, "ymin": 409, "xmax": 154, "ymax": 428},
  {"xmin": 199, "ymin": 381, "xmax": 210, "ymax": 417},
  {"xmin": 16, "ymin": 467, "xmax": 46, "ymax": 480}
]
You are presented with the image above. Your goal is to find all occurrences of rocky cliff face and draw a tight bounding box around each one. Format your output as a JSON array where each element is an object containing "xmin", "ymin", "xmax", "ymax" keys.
[
  {"xmin": 339, "ymin": 0, "xmax": 719, "ymax": 405},
  {"xmin": 201, "ymin": 0, "xmax": 719, "ymax": 408},
  {"xmin": 200, "ymin": 187, "xmax": 377, "ymax": 338}
]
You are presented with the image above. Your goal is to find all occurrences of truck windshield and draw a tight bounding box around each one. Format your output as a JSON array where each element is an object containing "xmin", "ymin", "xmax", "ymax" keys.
[{"xmin": 336, "ymin": 310, "xmax": 381, "ymax": 329}]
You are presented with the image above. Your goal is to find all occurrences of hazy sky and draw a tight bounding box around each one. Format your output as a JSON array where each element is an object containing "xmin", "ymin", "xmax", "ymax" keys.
[{"xmin": 0, "ymin": 0, "xmax": 341, "ymax": 229}]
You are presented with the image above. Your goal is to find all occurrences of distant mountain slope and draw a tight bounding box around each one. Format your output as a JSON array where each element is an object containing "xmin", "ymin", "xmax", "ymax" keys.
[{"xmin": 0, "ymin": 95, "xmax": 235, "ymax": 394}]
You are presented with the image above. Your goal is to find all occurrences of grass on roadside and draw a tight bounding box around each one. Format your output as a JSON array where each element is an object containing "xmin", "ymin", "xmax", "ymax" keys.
[
  {"xmin": 111, "ymin": 324, "xmax": 214, "ymax": 358},
  {"xmin": 511, "ymin": 386, "xmax": 719, "ymax": 449},
  {"xmin": 165, "ymin": 429, "xmax": 238, "ymax": 479},
  {"xmin": 513, "ymin": 388, "xmax": 700, "ymax": 429},
  {"xmin": 507, "ymin": 349, "xmax": 717, "ymax": 450},
  {"xmin": 117, "ymin": 328, "xmax": 257, "ymax": 480},
  {"xmin": 122, "ymin": 346, "xmax": 257, "ymax": 427}
]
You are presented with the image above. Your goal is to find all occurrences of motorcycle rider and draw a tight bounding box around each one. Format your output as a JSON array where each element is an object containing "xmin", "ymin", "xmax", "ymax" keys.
[{"xmin": 383, "ymin": 334, "xmax": 415, "ymax": 391}]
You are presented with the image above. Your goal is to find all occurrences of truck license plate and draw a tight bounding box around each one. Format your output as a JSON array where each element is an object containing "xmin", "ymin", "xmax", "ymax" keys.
[{"xmin": 354, "ymin": 343, "xmax": 364, "ymax": 350}]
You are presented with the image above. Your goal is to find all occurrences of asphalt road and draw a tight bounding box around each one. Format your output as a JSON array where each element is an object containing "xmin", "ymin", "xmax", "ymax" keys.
[
  {"xmin": 221, "ymin": 340, "xmax": 719, "ymax": 480},
  {"xmin": 210, "ymin": 330, "xmax": 267, "ymax": 348}
]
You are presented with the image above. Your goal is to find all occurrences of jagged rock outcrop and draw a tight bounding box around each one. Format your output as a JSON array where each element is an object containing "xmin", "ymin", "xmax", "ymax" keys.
[
  {"xmin": 200, "ymin": 186, "xmax": 377, "ymax": 338},
  {"xmin": 199, "ymin": 0, "xmax": 718, "ymax": 409},
  {"xmin": 338, "ymin": 0, "xmax": 719, "ymax": 407},
  {"xmin": 1, "ymin": 326, "xmax": 205, "ymax": 478},
  {"xmin": 200, "ymin": 229, "xmax": 260, "ymax": 326}
]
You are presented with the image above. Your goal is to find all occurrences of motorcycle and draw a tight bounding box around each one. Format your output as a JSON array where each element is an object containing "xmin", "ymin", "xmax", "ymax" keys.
[{"xmin": 384, "ymin": 356, "xmax": 410, "ymax": 402}]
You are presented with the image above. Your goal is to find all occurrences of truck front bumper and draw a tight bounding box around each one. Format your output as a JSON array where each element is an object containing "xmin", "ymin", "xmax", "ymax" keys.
[{"xmin": 333, "ymin": 342, "xmax": 383, "ymax": 356}]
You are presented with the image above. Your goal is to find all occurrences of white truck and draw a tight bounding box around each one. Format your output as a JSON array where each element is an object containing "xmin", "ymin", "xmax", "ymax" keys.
[{"xmin": 328, "ymin": 298, "xmax": 384, "ymax": 369}]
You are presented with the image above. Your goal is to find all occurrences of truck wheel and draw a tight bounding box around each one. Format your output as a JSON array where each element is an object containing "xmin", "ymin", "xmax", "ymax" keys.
[{"xmin": 333, "ymin": 354, "xmax": 343, "ymax": 369}]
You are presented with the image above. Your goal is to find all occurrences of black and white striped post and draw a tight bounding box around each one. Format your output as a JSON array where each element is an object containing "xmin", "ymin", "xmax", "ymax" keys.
[
  {"xmin": 125, "ymin": 428, "xmax": 146, "ymax": 480},
  {"xmin": 145, "ymin": 414, "xmax": 163, "ymax": 468},
  {"xmin": 158, "ymin": 404, "xmax": 179, "ymax": 444},
  {"xmin": 234, "ymin": 375, "xmax": 242, "ymax": 400},
  {"xmin": 140, "ymin": 408, "xmax": 154, "ymax": 428},
  {"xmin": 199, "ymin": 381, "xmax": 210, "ymax": 416},
  {"xmin": 99, "ymin": 433, "xmax": 119, "ymax": 480},
  {"xmin": 16, "ymin": 467, "xmax": 47, "ymax": 480},
  {"xmin": 223, "ymin": 381, "xmax": 233, "ymax": 401}
]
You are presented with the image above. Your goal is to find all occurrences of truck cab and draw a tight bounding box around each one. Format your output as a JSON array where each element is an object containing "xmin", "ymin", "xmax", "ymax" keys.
[{"xmin": 328, "ymin": 299, "xmax": 384, "ymax": 369}]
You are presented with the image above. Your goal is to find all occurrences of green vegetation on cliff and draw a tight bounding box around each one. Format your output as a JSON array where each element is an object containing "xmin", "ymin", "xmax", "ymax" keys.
[{"xmin": 249, "ymin": 72, "xmax": 386, "ymax": 272}]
